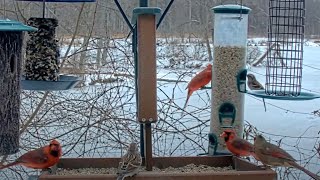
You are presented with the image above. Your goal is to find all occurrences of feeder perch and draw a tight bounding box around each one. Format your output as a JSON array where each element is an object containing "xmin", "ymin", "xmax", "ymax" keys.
[
  {"xmin": 0, "ymin": 19, "xmax": 36, "ymax": 155},
  {"xmin": 209, "ymin": 4, "xmax": 251, "ymax": 155},
  {"xmin": 219, "ymin": 103, "xmax": 236, "ymax": 128},
  {"xmin": 21, "ymin": 17, "xmax": 80, "ymax": 91},
  {"xmin": 237, "ymin": 69, "xmax": 247, "ymax": 93},
  {"xmin": 208, "ymin": 133, "xmax": 218, "ymax": 155}
]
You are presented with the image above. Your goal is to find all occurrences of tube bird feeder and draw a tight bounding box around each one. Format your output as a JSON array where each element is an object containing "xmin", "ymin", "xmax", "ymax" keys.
[
  {"xmin": 0, "ymin": 19, "xmax": 37, "ymax": 155},
  {"xmin": 209, "ymin": 4, "xmax": 251, "ymax": 155}
]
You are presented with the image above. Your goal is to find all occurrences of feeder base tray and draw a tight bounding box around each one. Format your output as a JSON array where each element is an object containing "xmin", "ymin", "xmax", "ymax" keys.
[
  {"xmin": 246, "ymin": 90, "xmax": 320, "ymax": 101},
  {"xmin": 39, "ymin": 156, "xmax": 277, "ymax": 180},
  {"xmin": 21, "ymin": 75, "xmax": 80, "ymax": 91}
]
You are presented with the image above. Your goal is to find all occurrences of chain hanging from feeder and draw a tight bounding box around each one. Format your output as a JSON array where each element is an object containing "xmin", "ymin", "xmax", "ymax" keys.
[
  {"xmin": 239, "ymin": 0, "xmax": 243, "ymax": 20},
  {"xmin": 266, "ymin": 0, "xmax": 305, "ymax": 96},
  {"xmin": 3, "ymin": 0, "xmax": 6, "ymax": 18}
]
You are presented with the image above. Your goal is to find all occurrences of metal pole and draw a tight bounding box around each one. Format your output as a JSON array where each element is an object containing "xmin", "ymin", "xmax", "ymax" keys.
[
  {"xmin": 114, "ymin": 0, "xmax": 134, "ymax": 31},
  {"xmin": 156, "ymin": 0, "xmax": 174, "ymax": 28},
  {"xmin": 133, "ymin": 27, "xmax": 145, "ymax": 161}
]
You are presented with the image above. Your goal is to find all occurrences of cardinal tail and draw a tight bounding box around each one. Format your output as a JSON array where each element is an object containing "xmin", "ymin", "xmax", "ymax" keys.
[
  {"xmin": 183, "ymin": 96, "xmax": 190, "ymax": 110},
  {"xmin": 183, "ymin": 89, "xmax": 193, "ymax": 110},
  {"xmin": 0, "ymin": 161, "xmax": 20, "ymax": 170},
  {"xmin": 290, "ymin": 161, "xmax": 320, "ymax": 180},
  {"xmin": 251, "ymin": 153, "xmax": 261, "ymax": 161}
]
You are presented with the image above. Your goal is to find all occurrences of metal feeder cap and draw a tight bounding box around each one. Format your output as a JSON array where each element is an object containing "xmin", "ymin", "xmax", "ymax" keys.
[
  {"xmin": 0, "ymin": 19, "xmax": 37, "ymax": 31},
  {"xmin": 212, "ymin": 4, "xmax": 251, "ymax": 14}
]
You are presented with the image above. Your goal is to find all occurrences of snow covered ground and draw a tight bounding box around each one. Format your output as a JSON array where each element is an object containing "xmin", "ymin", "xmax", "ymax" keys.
[
  {"xmin": 1, "ymin": 37, "xmax": 319, "ymax": 180},
  {"xmin": 61, "ymin": 37, "xmax": 320, "ymax": 177}
]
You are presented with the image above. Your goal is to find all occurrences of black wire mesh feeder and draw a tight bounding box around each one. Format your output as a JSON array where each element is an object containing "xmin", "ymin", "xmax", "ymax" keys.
[
  {"xmin": 0, "ymin": 19, "xmax": 37, "ymax": 155},
  {"xmin": 17, "ymin": 0, "xmax": 96, "ymax": 91},
  {"xmin": 238, "ymin": 0, "xmax": 320, "ymax": 100}
]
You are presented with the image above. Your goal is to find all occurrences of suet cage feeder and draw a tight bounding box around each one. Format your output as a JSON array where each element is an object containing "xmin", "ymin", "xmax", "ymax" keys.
[
  {"xmin": 241, "ymin": 0, "xmax": 320, "ymax": 100},
  {"xmin": 0, "ymin": 19, "xmax": 37, "ymax": 155}
]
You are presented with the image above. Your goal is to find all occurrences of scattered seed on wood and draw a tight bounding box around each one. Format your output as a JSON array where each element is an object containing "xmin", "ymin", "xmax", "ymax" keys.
[{"xmin": 55, "ymin": 164, "xmax": 234, "ymax": 175}]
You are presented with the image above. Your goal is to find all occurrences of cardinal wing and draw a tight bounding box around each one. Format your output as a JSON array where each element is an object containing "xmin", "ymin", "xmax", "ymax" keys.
[
  {"xmin": 17, "ymin": 147, "xmax": 48, "ymax": 164},
  {"xmin": 231, "ymin": 139, "xmax": 254, "ymax": 152},
  {"xmin": 188, "ymin": 70, "xmax": 211, "ymax": 89},
  {"xmin": 261, "ymin": 143, "xmax": 295, "ymax": 161}
]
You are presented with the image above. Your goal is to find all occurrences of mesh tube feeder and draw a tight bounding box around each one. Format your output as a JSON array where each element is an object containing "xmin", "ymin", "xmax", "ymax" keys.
[
  {"xmin": 239, "ymin": 0, "xmax": 320, "ymax": 100},
  {"xmin": 16, "ymin": 0, "xmax": 96, "ymax": 91},
  {"xmin": 0, "ymin": 19, "xmax": 37, "ymax": 155}
]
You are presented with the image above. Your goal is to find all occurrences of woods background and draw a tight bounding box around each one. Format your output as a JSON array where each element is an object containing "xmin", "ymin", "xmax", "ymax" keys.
[
  {"xmin": 0, "ymin": 1, "xmax": 319, "ymax": 180},
  {"xmin": 1, "ymin": 0, "xmax": 320, "ymax": 38}
]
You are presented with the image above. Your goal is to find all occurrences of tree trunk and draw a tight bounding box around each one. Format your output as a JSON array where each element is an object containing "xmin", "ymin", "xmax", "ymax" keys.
[
  {"xmin": 205, "ymin": 27, "xmax": 213, "ymax": 62},
  {"xmin": 101, "ymin": 38, "xmax": 109, "ymax": 66},
  {"xmin": 0, "ymin": 32, "xmax": 22, "ymax": 155},
  {"xmin": 96, "ymin": 38, "xmax": 103, "ymax": 68},
  {"xmin": 79, "ymin": 36, "xmax": 90, "ymax": 72}
]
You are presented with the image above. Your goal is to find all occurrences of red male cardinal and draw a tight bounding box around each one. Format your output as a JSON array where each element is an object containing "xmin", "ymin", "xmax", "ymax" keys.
[
  {"xmin": 220, "ymin": 129, "xmax": 258, "ymax": 159},
  {"xmin": 254, "ymin": 135, "xmax": 320, "ymax": 180},
  {"xmin": 183, "ymin": 64, "xmax": 212, "ymax": 109},
  {"xmin": 0, "ymin": 139, "xmax": 62, "ymax": 170}
]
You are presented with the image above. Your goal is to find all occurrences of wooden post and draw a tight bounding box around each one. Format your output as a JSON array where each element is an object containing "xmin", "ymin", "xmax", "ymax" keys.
[
  {"xmin": 137, "ymin": 14, "xmax": 157, "ymax": 171},
  {"xmin": 133, "ymin": 7, "xmax": 160, "ymax": 171}
]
